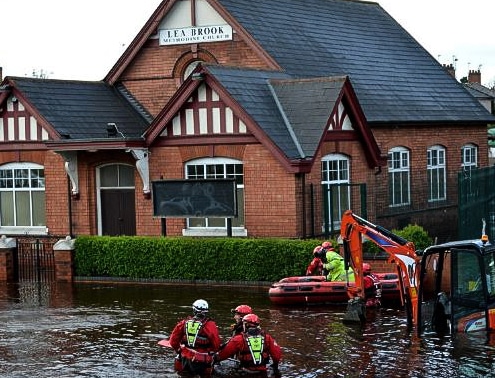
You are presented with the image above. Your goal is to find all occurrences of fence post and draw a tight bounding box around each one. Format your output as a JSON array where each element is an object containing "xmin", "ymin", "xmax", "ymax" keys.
[
  {"xmin": 53, "ymin": 236, "xmax": 76, "ymax": 282},
  {"xmin": 0, "ymin": 235, "xmax": 16, "ymax": 282}
]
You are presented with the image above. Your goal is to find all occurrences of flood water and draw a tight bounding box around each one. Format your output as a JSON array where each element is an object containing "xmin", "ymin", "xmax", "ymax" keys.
[{"xmin": 1, "ymin": 281, "xmax": 495, "ymax": 378}]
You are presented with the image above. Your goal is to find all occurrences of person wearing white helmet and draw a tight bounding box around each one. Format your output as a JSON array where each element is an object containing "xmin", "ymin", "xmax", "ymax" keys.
[{"xmin": 169, "ymin": 299, "xmax": 221, "ymax": 377}]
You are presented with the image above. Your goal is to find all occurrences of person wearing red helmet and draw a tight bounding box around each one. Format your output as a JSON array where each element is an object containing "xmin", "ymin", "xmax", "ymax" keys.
[
  {"xmin": 363, "ymin": 263, "xmax": 382, "ymax": 307},
  {"xmin": 169, "ymin": 299, "xmax": 221, "ymax": 377},
  {"xmin": 230, "ymin": 304, "xmax": 253, "ymax": 336},
  {"xmin": 214, "ymin": 313, "xmax": 282, "ymax": 375},
  {"xmin": 306, "ymin": 246, "xmax": 324, "ymax": 276}
]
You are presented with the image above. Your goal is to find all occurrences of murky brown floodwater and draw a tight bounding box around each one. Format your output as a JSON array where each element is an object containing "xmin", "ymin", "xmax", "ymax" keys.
[{"xmin": 0, "ymin": 281, "xmax": 494, "ymax": 377}]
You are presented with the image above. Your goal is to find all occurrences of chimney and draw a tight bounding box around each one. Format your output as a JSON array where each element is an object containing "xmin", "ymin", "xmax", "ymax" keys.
[
  {"xmin": 468, "ymin": 69, "xmax": 481, "ymax": 84},
  {"xmin": 443, "ymin": 63, "xmax": 455, "ymax": 78}
]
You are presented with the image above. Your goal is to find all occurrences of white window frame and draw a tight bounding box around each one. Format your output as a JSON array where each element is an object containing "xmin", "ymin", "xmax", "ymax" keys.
[
  {"xmin": 0, "ymin": 162, "xmax": 47, "ymax": 235},
  {"xmin": 321, "ymin": 154, "xmax": 350, "ymax": 230},
  {"xmin": 184, "ymin": 157, "xmax": 246, "ymax": 237},
  {"xmin": 388, "ymin": 147, "xmax": 410, "ymax": 207},
  {"xmin": 427, "ymin": 145, "xmax": 446, "ymax": 202},
  {"xmin": 461, "ymin": 144, "xmax": 478, "ymax": 173}
]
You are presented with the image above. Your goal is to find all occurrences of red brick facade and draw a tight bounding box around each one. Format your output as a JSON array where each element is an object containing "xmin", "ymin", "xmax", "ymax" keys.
[{"xmin": 0, "ymin": 1, "xmax": 491, "ymax": 242}]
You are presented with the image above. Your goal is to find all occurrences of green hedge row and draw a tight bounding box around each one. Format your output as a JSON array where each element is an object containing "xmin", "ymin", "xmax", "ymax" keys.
[
  {"xmin": 74, "ymin": 236, "xmax": 321, "ymax": 282},
  {"xmin": 74, "ymin": 223, "xmax": 431, "ymax": 282}
]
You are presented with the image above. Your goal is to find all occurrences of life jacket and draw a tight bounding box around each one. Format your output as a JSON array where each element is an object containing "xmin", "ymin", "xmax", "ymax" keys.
[
  {"xmin": 179, "ymin": 317, "xmax": 214, "ymax": 364},
  {"xmin": 182, "ymin": 317, "xmax": 213, "ymax": 350},
  {"xmin": 238, "ymin": 330, "xmax": 269, "ymax": 369},
  {"xmin": 364, "ymin": 273, "xmax": 381, "ymax": 298}
]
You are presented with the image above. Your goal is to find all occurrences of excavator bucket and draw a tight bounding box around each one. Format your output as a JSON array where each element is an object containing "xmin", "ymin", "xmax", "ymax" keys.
[{"xmin": 343, "ymin": 297, "xmax": 366, "ymax": 324}]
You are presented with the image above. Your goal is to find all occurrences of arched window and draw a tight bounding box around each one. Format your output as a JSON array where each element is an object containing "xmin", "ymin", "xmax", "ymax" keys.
[
  {"xmin": 183, "ymin": 60, "xmax": 204, "ymax": 80},
  {"xmin": 0, "ymin": 162, "xmax": 46, "ymax": 234},
  {"xmin": 388, "ymin": 147, "xmax": 410, "ymax": 206},
  {"xmin": 321, "ymin": 154, "xmax": 350, "ymax": 229},
  {"xmin": 427, "ymin": 145, "xmax": 446, "ymax": 202},
  {"xmin": 185, "ymin": 157, "xmax": 245, "ymax": 236}
]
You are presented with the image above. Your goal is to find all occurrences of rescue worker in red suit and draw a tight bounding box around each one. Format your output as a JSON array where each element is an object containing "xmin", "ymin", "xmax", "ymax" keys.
[
  {"xmin": 214, "ymin": 313, "xmax": 282, "ymax": 376},
  {"xmin": 363, "ymin": 263, "xmax": 382, "ymax": 307},
  {"xmin": 169, "ymin": 299, "xmax": 221, "ymax": 377},
  {"xmin": 230, "ymin": 304, "xmax": 253, "ymax": 336},
  {"xmin": 305, "ymin": 246, "xmax": 324, "ymax": 276}
]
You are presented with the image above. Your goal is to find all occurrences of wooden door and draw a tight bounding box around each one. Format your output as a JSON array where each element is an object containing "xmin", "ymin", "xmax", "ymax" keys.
[{"xmin": 101, "ymin": 189, "xmax": 136, "ymax": 236}]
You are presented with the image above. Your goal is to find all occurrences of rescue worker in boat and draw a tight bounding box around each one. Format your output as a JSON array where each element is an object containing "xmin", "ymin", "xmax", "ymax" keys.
[
  {"xmin": 305, "ymin": 246, "xmax": 324, "ymax": 276},
  {"xmin": 213, "ymin": 313, "xmax": 282, "ymax": 376},
  {"xmin": 319, "ymin": 241, "xmax": 355, "ymax": 282},
  {"xmin": 230, "ymin": 304, "xmax": 253, "ymax": 336},
  {"xmin": 169, "ymin": 299, "xmax": 221, "ymax": 377},
  {"xmin": 363, "ymin": 263, "xmax": 382, "ymax": 307}
]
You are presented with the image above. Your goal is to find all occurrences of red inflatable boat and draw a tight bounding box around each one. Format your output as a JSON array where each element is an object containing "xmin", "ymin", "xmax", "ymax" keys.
[{"xmin": 268, "ymin": 272, "xmax": 401, "ymax": 305}]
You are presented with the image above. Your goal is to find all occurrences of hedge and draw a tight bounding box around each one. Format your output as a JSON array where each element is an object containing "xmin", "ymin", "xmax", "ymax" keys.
[{"xmin": 74, "ymin": 236, "xmax": 322, "ymax": 282}]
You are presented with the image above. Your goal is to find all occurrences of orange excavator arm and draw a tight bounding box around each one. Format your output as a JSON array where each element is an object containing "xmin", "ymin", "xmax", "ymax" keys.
[{"xmin": 340, "ymin": 210, "xmax": 422, "ymax": 326}]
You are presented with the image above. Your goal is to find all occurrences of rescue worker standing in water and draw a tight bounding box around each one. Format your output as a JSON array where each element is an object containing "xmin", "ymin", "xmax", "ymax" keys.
[
  {"xmin": 320, "ymin": 241, "xmax": 355, "ymax": 282},
  {"xmin": 363, "ymin": 263, "xmax": 382, "ymax": 306},
  {"xmin": 230, "ymin": 304, "xmax": 253, "ymax": 336},
  {"xmin": 169, "ymin": 299, "xmax": 221, "ymax": 377},
  {"xmin": 214, "ymin": 313, "xmax": 282, "ymax": 376}
]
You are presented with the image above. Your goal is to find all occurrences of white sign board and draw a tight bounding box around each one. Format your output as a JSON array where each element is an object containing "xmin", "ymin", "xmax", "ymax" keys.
[{"xmin": 159, "ymin": 25, "xmax": 233, "ymax": 46}]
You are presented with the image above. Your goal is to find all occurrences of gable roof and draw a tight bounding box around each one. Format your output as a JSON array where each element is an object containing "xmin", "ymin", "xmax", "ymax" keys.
[
  {"xmin": 464, "ymin": 82, "xmax": 495, "ymax": 101},
  {"xmin": 147, "ymin": 64, "xmax": 384, "ymax": 169},
  {"xmin": 2, "ymin": 77, "xmax": 150, "ymax": 142},
  {"xmin": 106, "ymin": 0, "xmax": 495, "ymax": 124},
  {"xmin": 213, "ymin": 0, "xmax": 494, "ymax": 124}
]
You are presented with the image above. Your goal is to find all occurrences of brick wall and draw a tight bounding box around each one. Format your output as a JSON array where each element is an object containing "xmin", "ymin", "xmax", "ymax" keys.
[{"xmin": 120, "ymin": 37, "xmax": 271, "ymax": 116}]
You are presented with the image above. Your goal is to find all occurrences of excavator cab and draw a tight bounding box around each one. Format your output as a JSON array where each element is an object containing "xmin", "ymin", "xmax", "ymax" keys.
[{"xmin": 418, "ymin": 240, "xmax": 495, "ymax": 334}]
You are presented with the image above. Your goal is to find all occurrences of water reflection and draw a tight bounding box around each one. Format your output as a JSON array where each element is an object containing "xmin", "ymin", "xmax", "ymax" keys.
[{"xmin": 0, "ymin": 281, "xmax": 494, "ymax": 377}]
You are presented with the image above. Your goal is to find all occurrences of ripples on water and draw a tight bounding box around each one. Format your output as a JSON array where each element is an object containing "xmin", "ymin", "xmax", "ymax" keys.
[{"xmin": 0, "ymin": 282, "xmax": 495, "ymax": 377}]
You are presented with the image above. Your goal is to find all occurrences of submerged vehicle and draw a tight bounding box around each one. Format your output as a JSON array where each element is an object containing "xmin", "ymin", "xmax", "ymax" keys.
[
  {"xmin": 268, "ymin": 272, "xmax": 400, "ymax": 306},
  {"xmin": 341, "ymin": 210, "xmax": 495, "ymax": 334}
]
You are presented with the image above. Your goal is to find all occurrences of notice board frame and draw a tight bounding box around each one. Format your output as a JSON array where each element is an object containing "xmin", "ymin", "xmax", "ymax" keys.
[{"xmin": 152, "ymin": 179, "xmax": 238, "ymax": 219}]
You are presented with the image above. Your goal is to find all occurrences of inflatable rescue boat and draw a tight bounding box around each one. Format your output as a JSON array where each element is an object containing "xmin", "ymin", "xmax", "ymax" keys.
[{"xmin": 268, "ymin": 272, "xmax": 401, "ymax": 305}]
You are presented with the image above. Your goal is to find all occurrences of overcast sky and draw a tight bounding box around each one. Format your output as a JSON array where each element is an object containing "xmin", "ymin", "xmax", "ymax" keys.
[{"xmin": 1, "ymin": 0, "xmax": 494, "ymax": 86}]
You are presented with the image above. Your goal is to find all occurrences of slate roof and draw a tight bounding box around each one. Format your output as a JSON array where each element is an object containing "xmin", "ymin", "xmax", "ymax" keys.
[
  {"xmin": 204, "ymin": 65, "xmax": 302, "ymax": 157},
  {"xmin": 269, "ymin": 76, "xmax": 348, "ymax": 158},
  {"xmin": 203, "ymin": 65, "xmax": 369, "ymax": 161},
  {"xmin": 216, "ymin": 0, "xmax": 495, "ymax": 124},
  {"xmin": 8, "ymin": 77, "xmax": 150, "ymax": 140},
  {"xmin": 464, "ymin": 82, "xmax": 495, "ymax": 101}
]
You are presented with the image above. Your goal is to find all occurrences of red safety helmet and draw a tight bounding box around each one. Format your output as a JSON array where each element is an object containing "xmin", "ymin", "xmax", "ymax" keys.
[
  {"xmin": 313, "ymin": 246, "xmax": 322, "ymax": 256},
  {"xmin": 363, "ymin": 263, "xmax": 372, "ymax": 274},
  {"xmin": 242, "ymin": 313, "xmax": 260, "ymax": 327},
  {"xmin": 321, "ymin": 241, "xmax": 334, "ymax": 250},
  {"xmin": 231, "ymin": 304, "xmax": 253, "ymax": 315}
]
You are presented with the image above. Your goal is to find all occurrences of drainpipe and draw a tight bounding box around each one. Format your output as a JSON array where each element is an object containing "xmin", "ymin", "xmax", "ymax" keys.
[{"xmin": 67, "ymin": 176, "xmax": 73, "ymax": 237}]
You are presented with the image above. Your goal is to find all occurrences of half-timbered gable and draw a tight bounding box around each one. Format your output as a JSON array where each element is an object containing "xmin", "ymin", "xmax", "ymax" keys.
[{"xmin": 0, "ymin": 97, "xmax": 49, "ymax": 143}]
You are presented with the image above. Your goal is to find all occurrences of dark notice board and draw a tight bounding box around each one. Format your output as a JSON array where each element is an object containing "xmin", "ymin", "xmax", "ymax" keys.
[{"xmin": 152, "ymin": 179, "xmax": 237, "ymax": 218}]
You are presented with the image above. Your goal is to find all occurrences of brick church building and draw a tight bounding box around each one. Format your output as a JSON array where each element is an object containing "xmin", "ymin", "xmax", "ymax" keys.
[{"xmin": 0, "ymin": 0, "xmax": 494, "ymax": 240}]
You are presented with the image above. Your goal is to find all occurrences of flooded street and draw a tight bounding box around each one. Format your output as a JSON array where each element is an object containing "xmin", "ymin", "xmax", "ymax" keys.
[{"xmin": 1, "ymin": 281, "xmax": 495, "ymax": 377}]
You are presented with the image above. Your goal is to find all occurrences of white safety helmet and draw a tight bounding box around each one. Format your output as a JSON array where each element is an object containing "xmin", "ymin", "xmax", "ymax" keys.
[{"xmin": 192, "ymin": 299, "xmax": 209, "ymax": 316}]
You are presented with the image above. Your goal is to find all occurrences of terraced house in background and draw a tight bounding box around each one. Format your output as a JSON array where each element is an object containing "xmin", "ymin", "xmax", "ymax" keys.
[{"xmin": 1, "ymin": 0, "xmax": 494, "ymax": 242}]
